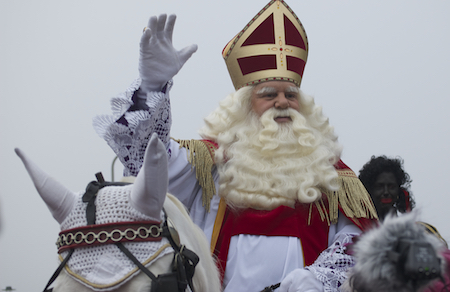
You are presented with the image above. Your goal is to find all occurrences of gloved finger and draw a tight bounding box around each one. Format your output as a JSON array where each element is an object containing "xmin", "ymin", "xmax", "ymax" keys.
[
  {"xmin": 148, "ymin": 15, "xmax": 159, "ymax": 39},
  {"xmin": 156, "ymin": 14, "xmax": 167, "ymax": 39},
  {"xmin": 146, "ymin": 15, "xmax": 157, "ymax": 33},
  {"xmin": 140, "ymin": 15, "xmax": 156, "ymax": 48},
  {"xmin": 177, "ymin": 44, "xmax": 198, "ymax": 64},
  {"xmin": 140, "ymin": 28, "xmax": 152, "ymax": 50},
  {"xmin": 165, "ymin": 14, "xmax": 177, "ymax": 42}
]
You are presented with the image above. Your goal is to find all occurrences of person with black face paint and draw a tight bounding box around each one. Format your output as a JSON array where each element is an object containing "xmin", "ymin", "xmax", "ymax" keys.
[{"xmin": 359, "ymin": 155, "xmax": 415, "ymax": 221}]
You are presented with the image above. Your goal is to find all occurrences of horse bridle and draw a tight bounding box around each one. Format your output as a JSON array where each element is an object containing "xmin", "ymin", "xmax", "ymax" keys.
[{"xmin": 43, "ymin": 173, "xmax": 199, "ymax": 292}]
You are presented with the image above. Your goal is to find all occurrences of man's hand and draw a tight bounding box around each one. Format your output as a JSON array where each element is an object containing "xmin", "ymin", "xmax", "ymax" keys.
[
  {"xmin": 139, "ymin": 14, "xmax": 198, "ymax": 92},
  {"xmin": 278, "ymin": 269, "xmax": 323, "ymax": 292}
]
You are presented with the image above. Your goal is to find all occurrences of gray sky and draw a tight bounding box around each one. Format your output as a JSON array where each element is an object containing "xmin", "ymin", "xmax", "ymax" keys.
[{"xmin": 1, "ymin": 1, "xmax": 449, "ymax": 291}]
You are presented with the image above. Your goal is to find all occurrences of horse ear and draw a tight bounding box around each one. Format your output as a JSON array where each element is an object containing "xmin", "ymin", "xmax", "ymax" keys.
[
  {"xmin": 15, "ymin": 148, "xmax": 77, "ymax": 224},
  {"xmin": 130, "ymin": 133, "xmax": 168, "ymax": 220}
]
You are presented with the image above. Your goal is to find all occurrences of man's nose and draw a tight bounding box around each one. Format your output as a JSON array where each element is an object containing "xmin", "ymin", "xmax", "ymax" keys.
[{"xmin": 275, "ymin": 94, "xmax": 289, "ymax": 109}]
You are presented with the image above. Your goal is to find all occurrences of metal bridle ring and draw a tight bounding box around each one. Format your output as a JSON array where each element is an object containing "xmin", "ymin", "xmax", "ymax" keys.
[
  {"xmin": 137, "ymin": 226, "xmax": 149, "ymax": 239},
  {"xmin": 85, "ymin": 232, "xmax": 97, "ymax": 244},
  {"xmin": 124, "ymin": 228, "xmax": 137, "ymax": 241},
  {"xmin": 111, "ymin": 230, "xmax": 123, "ymax": 242},
  {"xmin": 74, "ymin": 232, "xmax": 84, "ymax": 244},
  {"xmin": 65, "ymin": 233, "xmax": 74, "ymax": 245},
  {"xmin": 149, "ymin": 225, "xmax": 161, "ymax": 237},
  {"xmin": 97, "ymin": 231, "xmax": 109, "ymax": 243}
]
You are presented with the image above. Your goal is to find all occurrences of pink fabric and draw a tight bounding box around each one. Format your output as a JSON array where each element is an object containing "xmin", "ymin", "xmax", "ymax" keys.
[{"xmin": 424, "ymin": 248, "xmax": 450, "ymax": 291}]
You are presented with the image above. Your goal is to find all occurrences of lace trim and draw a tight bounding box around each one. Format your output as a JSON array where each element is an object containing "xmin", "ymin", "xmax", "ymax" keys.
[
  {"xmin": 93, "ymin": 79, "xmax": 173, "ymax": 176},
  {"xmin": 111, "ymin": 78, "xmax": 140, "ymax": 118},
  {"xmin": 305, "ymin": 233, "xmax": 355, "ymax": 292}
]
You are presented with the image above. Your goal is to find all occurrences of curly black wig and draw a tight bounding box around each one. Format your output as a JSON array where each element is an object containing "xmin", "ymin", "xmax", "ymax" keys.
[{"xmin": 359, "ymin": 155, "xmax": 415, "ymax": 213}]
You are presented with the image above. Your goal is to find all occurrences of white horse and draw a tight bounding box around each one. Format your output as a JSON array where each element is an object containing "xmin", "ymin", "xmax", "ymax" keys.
[{"xmin": 16, "ymin": 133, "xmax": 221, "ymax": 292}]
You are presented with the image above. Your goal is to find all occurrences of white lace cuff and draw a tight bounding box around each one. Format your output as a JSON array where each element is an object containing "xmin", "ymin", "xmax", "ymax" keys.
[
  {"xmin": 93, "ymin": 78, "xmax": 173, "ymax": 176},
  {"xmin": 305, "ymin": 233, "xmax": 356, "ymax": 292}
]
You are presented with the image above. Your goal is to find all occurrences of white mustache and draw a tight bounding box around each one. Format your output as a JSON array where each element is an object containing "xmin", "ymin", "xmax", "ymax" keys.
[{"xmin": 261, "ymin": 108, "xmax": 294, "ymax": 120}]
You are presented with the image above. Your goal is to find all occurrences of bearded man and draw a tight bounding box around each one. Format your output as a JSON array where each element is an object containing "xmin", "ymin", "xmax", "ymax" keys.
[{"xmin": 94, "ymin": 1, "xmax": 377, "ymax": 291}]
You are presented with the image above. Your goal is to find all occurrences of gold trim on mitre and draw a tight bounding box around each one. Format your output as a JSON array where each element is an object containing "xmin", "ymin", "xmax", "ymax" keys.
[{"xmin": 223, "ymin": 0, "xmax": 308, "ymax": 90}]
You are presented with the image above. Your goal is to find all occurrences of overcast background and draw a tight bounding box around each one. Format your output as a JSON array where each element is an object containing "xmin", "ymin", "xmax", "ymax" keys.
[{"xmin": 1, "ymin": 1, "xmax": 449, "ymax": 290}]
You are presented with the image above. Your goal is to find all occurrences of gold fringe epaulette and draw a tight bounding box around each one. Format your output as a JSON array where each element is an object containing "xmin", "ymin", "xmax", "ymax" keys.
[
  {"xmin": 172, "ymin": 138, "xmax": 217, "ymax": 212},
  {"xmin": 321, "ymin": 167, "xmax": 378, "ymax": 225}
]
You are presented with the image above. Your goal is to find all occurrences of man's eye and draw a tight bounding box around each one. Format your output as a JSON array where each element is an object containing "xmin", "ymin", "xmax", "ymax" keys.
[{"xmin": 288, "ymin": 92, "xmax": 299, "ymax": 98}]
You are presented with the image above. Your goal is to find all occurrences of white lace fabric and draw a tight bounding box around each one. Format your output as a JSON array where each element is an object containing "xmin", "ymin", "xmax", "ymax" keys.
[
  {"xmin": 59, "ymin": 185, "xmax": 172, "ymax": 291},
  {"xmin": 306, "ymin": 233, "xmax": 356, "ymax": 292},
  {"xmin": 93, "ymin": 78, "xmax": 173, "ymax": 177}
]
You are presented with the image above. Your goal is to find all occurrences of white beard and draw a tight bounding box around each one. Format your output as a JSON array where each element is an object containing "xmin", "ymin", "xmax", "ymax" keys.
[{"xmin": 217, "ymin": 107, "xmax": 341, "ymax": 210}]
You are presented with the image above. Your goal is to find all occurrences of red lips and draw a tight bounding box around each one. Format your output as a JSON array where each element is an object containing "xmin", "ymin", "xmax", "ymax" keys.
[{"xmin": 380, "ymin": 198, "xmax": 393, "ymax": 204}]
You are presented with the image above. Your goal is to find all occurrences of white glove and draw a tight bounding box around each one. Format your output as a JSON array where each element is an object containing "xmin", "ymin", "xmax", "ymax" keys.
[
  {"xmin": 139, "ymin": 14, "xmax": 198, "ymax": 93},
  {"xmin": 278, "ymin": 269, "xmax": 324, "ymax": 292}
]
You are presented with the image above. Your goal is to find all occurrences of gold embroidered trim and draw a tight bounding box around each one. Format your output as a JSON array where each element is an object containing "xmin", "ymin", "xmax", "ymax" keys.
[
  {"xmin": 321, "ymin": 168, "xmax": 378, "ymax": 224},
  {"xmin": 173, "ymin": 138, "xmax": 216, "ymax": 212},
  {"xmin": 210, "ymin": 198, "xmax": 227, "ymax": 254}
]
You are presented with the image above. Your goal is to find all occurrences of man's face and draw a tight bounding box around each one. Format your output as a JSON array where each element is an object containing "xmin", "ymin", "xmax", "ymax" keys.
[
  {"xmin": 370, "ymin": 172, "xmax": 400, "ymax": 217},
  {"xmin": 250, "ymin": 81, "xmax": 300, "ymax": 123}
]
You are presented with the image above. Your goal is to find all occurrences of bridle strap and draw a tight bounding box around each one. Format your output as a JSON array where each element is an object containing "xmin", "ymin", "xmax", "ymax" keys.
[
  {"xmin": 161, "ymin": 212, "xmax": 199, "ymax": 292},
  {"xmin": 43, "ymin": 249, "xmax": 74, "ymax": 292},
  {"xmin": 56, "ymin": 221, "xmax": 163, "ymax": 253},
  {"xmin": 82, "ymin": 180, "xmax": 131, "ymax": 225},
  {"xmin": 115, "ymin": 242, "xmax": 159, "ymax": 282},
  {"xmin": 116, "ymin": 228, "xmax": 198, "ymax": 292}
]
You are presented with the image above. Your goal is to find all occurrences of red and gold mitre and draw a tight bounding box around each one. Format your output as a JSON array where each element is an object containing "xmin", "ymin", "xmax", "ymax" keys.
[{"xmin": 223, "ymin": 0, "xmax": 308, "ymax": 90}]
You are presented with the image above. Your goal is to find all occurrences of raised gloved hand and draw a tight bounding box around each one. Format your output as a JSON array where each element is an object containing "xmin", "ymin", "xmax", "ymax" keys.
[
  {"xmin": 278, "ymin": 269, "xmax": 323, "ymax": 292},
  {"xmin": 139, "ymin": 14, "xmax": 198, "ymax": 93}
]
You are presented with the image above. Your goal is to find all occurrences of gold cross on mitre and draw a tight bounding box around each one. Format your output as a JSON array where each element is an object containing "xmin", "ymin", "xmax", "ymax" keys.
[{"xmin": 223, "ymin": 0, "xmax": 309, "ymax": 90}]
